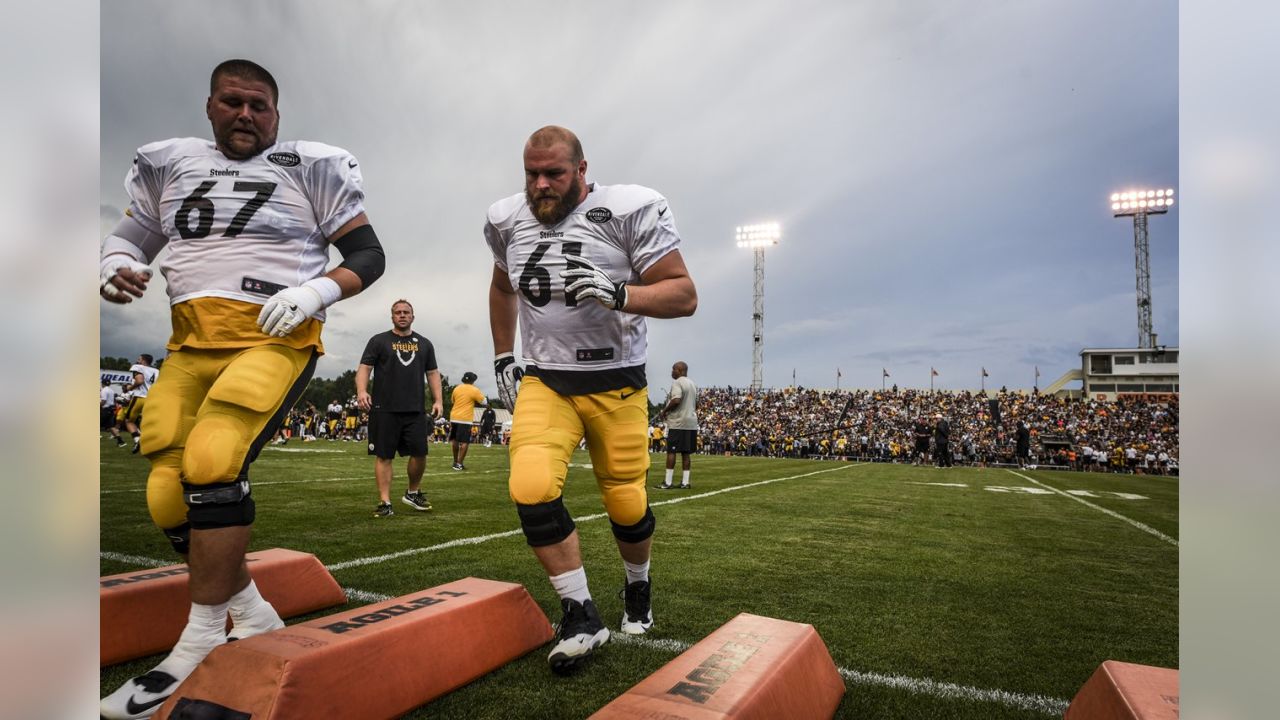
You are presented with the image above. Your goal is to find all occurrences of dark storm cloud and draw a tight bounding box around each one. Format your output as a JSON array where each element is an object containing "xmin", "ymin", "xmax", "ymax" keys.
[{"xmin": 101, "ymin": 0, "xmax": 1176, "ymax": 393}]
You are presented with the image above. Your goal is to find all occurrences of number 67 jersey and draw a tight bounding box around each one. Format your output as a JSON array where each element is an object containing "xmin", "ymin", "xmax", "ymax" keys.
[
  {"xmin": 484, "ymin": 183, "xmax": 681, "ymax": 390},
  {"xmin": 124, "ymin": 137, "xmax": 364, "ymax": 329}
]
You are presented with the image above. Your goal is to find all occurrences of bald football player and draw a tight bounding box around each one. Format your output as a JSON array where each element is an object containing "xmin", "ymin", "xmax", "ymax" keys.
[{"xmin": 486, "ymin": 126, "xmax": 696, "ymax": 673}]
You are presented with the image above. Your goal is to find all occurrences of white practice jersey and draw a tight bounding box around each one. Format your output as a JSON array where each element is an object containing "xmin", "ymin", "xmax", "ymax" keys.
[
  {"xmin": 125, "ymin": 138, "xmax": 365, "ymax": 318},
  {"xmin": 484, "ymin": 183, "xmax": 680, "ymax": 373},
  {"xmin": 129, "ymin": 364, "xmax": 159, "ymax": 398}
]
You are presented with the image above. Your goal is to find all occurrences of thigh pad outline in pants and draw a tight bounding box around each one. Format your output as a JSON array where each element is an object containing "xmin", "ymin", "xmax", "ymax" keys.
[
  {"xmin": 183, "ymin": 345, "xmax": 310, "ymax": 488},
  {"xmin": 508, "ymin": 377, "xmax": 584, "ymax": 506},
  {"xmin": 582, "ymin": 387, "xmax": 650, "ymax": 526},
  {"xmin": 140, "ymin": 353, "xmax": 206, "ymax": 531}
]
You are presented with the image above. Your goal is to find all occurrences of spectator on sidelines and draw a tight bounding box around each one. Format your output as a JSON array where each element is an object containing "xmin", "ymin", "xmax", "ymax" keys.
[
  {"xmin": 656, "ymin": 361, "xmax": 698, "ymax": 490},
  {"xmin": 934, "ymin": 413, "xmax": 952, "ymax": 468},
  {"xmin": 480, "ymin": 405, "xmax": 497, "ymax": 447},
  {"xmin": 101, "ymin": 379, "xmax": 120, "ymax": 437}
]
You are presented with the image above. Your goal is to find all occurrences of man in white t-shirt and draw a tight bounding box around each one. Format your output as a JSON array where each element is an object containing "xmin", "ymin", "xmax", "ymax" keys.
[
  {"xmin": 656, "ymin": 361, "xmax": 698, "ymax": 490},
  {"xmin": 101, "ymin": 379, "xmax": 119, "ymax": 436}
]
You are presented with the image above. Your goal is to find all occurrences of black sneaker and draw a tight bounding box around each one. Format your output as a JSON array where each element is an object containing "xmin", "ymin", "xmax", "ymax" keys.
[
  {"xmin": 678, "ymin": 483, "xmax": 691, "ymax": 490},
  {"xmin": 654, "ymin": 483, "xmax": 674, "ymax": 490},
  {"xmin": 401, "ymin": 491, "xmax": 432, "ymax": 512},
  {"xmin": 452, "ymin": 463, "xmax": 464, "ymax": 471},
  {"xmin": 547, "ymin": 598, "xmax": 609, "ymax": 674},
  {"xmin": 115, "ymin": 438, "xmax": 126, "ymax": 447},
  {"xmin": 373, "ymin": 502, "xmax": 395, "ymax": 518},
  {"xmin": 131, "ymin": 440, "xmax": 141, "ymax": 455},
  {"xmin": 619, "ymin": 579, "xmax": 653, "ymax": 635}
]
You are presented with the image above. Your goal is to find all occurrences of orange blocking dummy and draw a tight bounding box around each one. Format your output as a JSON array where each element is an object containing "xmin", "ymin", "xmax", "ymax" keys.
[
  {"xmin": 1063, "ymin": 660, "xmax": 1179, "ymax": 720},
  {"xmin": 100, "ymin": 548, "xmax": 346, "ymax": 666},
  {"xmin": 153, "ymin": 577, "xmax": 554, "ymax": 720},
  {"xmin": 592, "ymin": 612, "xmax": 845, "ymax": 719}
]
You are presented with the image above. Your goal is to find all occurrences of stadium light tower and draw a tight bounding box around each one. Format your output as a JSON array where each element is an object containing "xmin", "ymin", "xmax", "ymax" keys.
[
  {"xmin": 1111, "ymin": 188, "xmax": 1174, "ymax": 349},
  {"xmin": 736, "ymin": 222, "xmax": 781, "ymax": 391}
]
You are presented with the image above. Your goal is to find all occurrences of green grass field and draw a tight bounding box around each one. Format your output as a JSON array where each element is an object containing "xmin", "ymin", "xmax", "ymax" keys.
[{"xmin": 100, "ymin": 437, "xmax": 1177, "ymax": 719}]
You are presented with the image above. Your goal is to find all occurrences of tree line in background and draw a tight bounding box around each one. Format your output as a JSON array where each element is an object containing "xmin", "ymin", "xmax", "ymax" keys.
[{"xmin": 102, "ymin": 358, "xmax": 666, "ymax": 418}]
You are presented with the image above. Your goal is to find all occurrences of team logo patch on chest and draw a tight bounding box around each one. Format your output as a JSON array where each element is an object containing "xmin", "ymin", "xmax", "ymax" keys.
[
  {"xmin": 268, "ymin": 151, "xmax": 301, "ymax": 167},
  {"xmin": 585, "ymin": 207, "xmax": 613, "ymax": 224}
]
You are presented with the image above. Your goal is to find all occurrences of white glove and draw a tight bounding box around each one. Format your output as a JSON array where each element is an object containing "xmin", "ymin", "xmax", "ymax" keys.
[
  {"xmin": 494, "ymin": 352, "xmax": 524, "ymax": 410},
  {"xmin": 99, "ymin": 255, "xmax": 153, "ymax": 302},
  {"xmin": 256, "ymin": 278, "xmax": 342, "ymax": 337},
  {"xmin": 560, "ymin": 256, "xmax": 628, "ymax": 310}
]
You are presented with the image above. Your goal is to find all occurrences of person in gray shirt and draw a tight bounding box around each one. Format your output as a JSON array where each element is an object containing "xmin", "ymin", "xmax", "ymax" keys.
[{"xmin": 657, "ymin": 361, "xmax": 698, "ymax": 489}]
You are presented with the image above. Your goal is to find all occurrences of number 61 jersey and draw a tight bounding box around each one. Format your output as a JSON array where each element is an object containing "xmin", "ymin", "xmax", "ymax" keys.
[
  {"xmin": 484, "ymin": 183, "xmax": 681, "ymax": 392},
  {"xmin": 125, "ymin": 137, "xmax": 365, "ymax": 321}
]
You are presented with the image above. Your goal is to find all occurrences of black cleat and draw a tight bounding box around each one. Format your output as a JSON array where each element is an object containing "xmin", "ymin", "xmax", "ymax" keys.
[
  {"xmin": 547, "ymin": 598, "xmax": 609, "ymax": 674},
  {"xmin": 619, "ymin": 578, "xmax": 653, "ymax": 635},
  {"xmin": 373, "ymin": 502, "xmax": 395, "ymax": 518}
]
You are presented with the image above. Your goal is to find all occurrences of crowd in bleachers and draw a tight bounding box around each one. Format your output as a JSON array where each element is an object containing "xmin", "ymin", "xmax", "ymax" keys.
[{"xmin": 679, "ymin": 386, "xmax": 1178, "ymax": 475}]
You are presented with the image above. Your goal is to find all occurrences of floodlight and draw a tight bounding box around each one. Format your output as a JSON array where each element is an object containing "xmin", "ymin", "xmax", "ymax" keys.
[
  {"xmin": 1108, "ymin": 185, "xmax": 1174, "ymax": 349},
  {"xmin": 737, "ymin": 221, "xmax": 783, "ymax": 391}
]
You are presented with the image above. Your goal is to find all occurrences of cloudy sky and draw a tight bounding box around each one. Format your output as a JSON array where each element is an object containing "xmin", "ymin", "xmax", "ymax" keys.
[{"xmin": 100, "ymin": 0, "xmax": 1177, "ymax": 396}]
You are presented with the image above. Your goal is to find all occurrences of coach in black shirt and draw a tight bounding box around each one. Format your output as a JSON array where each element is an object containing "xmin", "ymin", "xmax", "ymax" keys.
[{"xmin": 356, "ymin": 299, "xmax": 443, "ymax": 518}]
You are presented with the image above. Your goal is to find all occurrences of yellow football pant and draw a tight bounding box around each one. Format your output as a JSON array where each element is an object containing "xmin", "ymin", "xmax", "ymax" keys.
[
  {"xmin": 508, "ymin": 376, "xmax": 650, "ymax": 526},
  {"xmin": 140, "ymin": 344, "xmax": 315, "ymax": 531}
]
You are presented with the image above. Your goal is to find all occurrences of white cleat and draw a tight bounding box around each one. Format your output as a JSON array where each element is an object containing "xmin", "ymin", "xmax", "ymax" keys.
[{"xmin": 100, "ymin": 669, "xmax": 182, "ymax": 719}]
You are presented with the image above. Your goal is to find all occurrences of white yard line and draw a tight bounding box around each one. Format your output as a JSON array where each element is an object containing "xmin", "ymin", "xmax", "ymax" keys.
[
  {"xmin": 612, "ymin": 634, "xmax": 1069, "ymax": 716},
  {"xmin": 327, "ymin": 463, "xmax": 863, "ymax": 570},
  {"xmin": 100, "ymin": 469, "xmax": 508, "ymax": 494},
  {"xmin": 1005, "ymin": 469, "xmax": 1177, "ymax": 547},
  {"xmin": 340, "ymin": 587, "xmax": 393, "ymax": 603},
  {"xmin": 99, "ymin": 551, "xmax": 170, "ymax": 568}
]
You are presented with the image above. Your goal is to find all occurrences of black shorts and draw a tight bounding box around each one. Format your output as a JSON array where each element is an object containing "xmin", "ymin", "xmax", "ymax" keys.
[
  {"xmin": 100, "ymin": 407, "xmax": 116, "ymax": 430},
  {"xmin": 667, "ymin": 428, "xmax": 698, "ymax": 454},
  {"xmin": 450, "ymin": 422, "xmax": 474, "ymax": 443},
  {"xmin": 368, "ymin": 412, "xmax": 428, "ymax": 459}
]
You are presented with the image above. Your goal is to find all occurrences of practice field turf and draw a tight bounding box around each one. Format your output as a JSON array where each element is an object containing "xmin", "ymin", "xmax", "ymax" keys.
[{"xmin": 100, "ymin": 438, "xmax": 1178, "ymax": 719}]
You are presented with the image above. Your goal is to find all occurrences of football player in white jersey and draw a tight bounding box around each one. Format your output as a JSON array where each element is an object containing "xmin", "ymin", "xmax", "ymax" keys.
[
  {"xmin": 123, "ymin": 353, "xmax": 159, "ymax": 453},
  {"xmin": 487, "ymin": 126, "xmax": 697, "ymax": 674},
  {"xmin": 98, "ymin": 60, "xmax": 385, "ymax": 719}
]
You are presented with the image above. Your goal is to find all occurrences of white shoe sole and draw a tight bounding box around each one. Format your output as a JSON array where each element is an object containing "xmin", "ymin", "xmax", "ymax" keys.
[
  {"xmin": 400, "ymin": 497, "xmax": 432, "ymax": 512},
  {"xmin": 548, "ymin": 627, "xmax": 610, "ymax": 674},
  {"xmin": 620, "ymin": 615, "xmax": 653, "ymax": 635}
]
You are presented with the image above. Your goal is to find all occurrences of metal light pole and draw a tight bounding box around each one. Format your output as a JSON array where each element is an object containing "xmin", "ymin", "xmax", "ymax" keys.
[
  {"xmin": 1110, "ymin": 188, "xmax": 1174, "ymax": 348},
  {"xmin": 736, "ymin": 223, "xmax": 781, "ymax": 391}
]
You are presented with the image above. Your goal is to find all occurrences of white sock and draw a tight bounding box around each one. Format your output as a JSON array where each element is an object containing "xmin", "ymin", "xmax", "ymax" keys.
[
  {"xmin": 228, "ymin": 580, "xmax": 278, "ymax": 626},
  {"xmin": 664, "ymin": 469, "xmax": 673, "ymax": 486},
  {"xmin": 681, "ymin": 470, "xmax": 691, "ymax": 486},
  {"xmin": 549, "ymin": 567, "xmax": 591, "ymax": 604},
  {"xmin": 624, "ymin": 559, "xmax": 650, "ymax": 585},
  {"xmin": 156, "ymin": 601, "xmax": 228, "ymax": 679}
]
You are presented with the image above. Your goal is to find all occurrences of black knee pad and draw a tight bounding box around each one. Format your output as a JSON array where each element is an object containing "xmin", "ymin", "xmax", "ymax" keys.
[
  {"xmin": 183, "ymin": 479, "xmax": 256, "ymax": 529},
  {"xmin": 162, "ymin": 522, "xmax": 191, "ymax": 556},
  {"xmin": 611, "ymin": 506, "xmax": 656, "ymax": 544},
  {"xmin": 516, "ymin": 497, "xmax": 576, "ymax": 547}
]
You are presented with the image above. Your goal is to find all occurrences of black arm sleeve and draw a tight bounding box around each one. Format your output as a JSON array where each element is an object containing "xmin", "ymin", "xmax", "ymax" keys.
[{"xmin": 333, "ymin": 224, "xmax": 386, "ymax": 288}]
